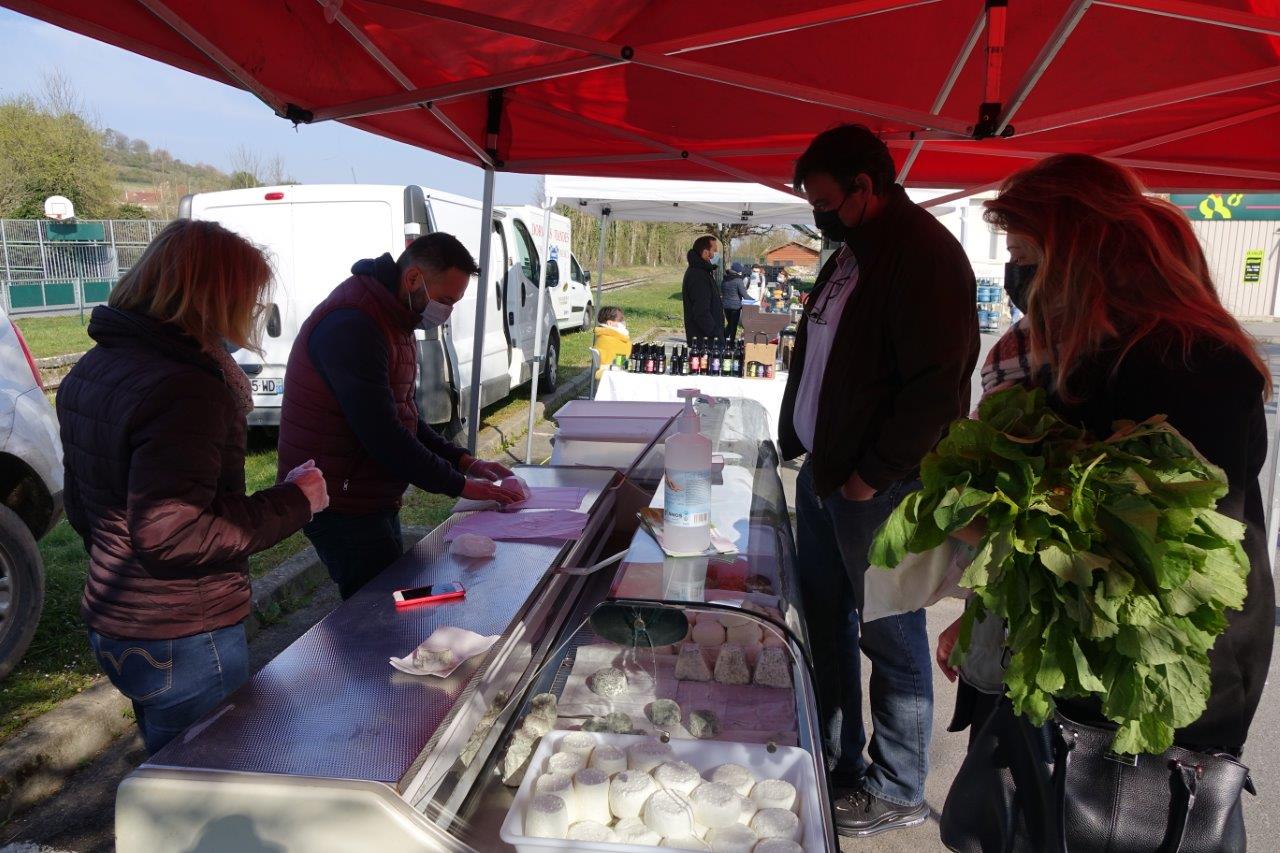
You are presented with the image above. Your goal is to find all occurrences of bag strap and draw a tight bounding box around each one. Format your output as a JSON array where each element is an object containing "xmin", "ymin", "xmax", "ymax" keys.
[
  {"xmin": 1051, "ymin": 723, "xmax": 1076, "ymax": 853},
  {"xmin": 1160, "ymin": 760, "xmax": 1201, "ymax": 853}
]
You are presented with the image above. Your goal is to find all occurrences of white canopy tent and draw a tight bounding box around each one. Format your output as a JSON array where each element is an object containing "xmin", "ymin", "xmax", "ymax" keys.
[
  {"xmin": 517, "ymin": 179, "xmax": 963, "ymax": 462},
  {"xmin": 546, "ymin": 176, "xmax": 813, "ymax": 226},
  {"xmin": 519, "ymin": 177, "xmax": 813, "ymax": 462}
]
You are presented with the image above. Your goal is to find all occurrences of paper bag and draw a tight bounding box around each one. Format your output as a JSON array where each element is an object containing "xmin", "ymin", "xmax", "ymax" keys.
[{"xmin": 744, "ymin": 332, "xmax": 777, "ymax": 377}]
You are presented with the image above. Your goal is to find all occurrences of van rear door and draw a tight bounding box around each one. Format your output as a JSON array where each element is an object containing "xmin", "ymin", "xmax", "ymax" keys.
[
  {"xmin": 192, "ymin": 189, "xmax": 398, "ymax": 423},
  {"xmin": 193, "ymin": 198, "xmax": 295, "ymax": 400}
]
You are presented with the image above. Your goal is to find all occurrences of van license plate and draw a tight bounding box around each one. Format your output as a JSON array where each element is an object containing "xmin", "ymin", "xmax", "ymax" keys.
[{"xmin": 251, "ymin": 379, "xmax": 283, "ymax": 395}]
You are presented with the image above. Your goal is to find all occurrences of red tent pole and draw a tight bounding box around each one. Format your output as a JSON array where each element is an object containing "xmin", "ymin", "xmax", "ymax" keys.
[
  {"xmin": 994, "ymin": 0, "xmax": 1092, "ymax": 135},
  {"xmin": 364, "ymin": 0, "xmax": 969, "ymax": 134},
  {"xmin": 320, "ymin": 0, "xmax": 493, "ymax": 166},
  {"xmin": 1016, "ymin": 63, "xmax": 1280, "ymax": 136},
  {"xmin": 1096, "ymin": 0, "xmax": 1280, "ymax": 36},
  {"xmin": 508, "ymin": 96, "xmax": 803, "ymax": 199},
  {"xmin": 135, "ymin": 0, "xmax": 286, "ymax": 115},
  {"xmin": 898, "ymin": 5, "xmax": 988, "ymax": 182}
]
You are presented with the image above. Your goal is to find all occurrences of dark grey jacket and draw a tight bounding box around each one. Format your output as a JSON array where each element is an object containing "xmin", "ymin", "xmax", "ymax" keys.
[{"xmin": 721, "ymin": 272, "xmax": 750, "ymax": 310}]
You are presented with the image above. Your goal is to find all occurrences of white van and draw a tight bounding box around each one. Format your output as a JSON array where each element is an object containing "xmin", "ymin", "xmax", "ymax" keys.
[
  {"xmin": 179, "ymin": 185, "xmax": 561, "ymax": 432},
  {"xmin": 499, "ymin": 205, "xmax": 594, "ymax": 332}
]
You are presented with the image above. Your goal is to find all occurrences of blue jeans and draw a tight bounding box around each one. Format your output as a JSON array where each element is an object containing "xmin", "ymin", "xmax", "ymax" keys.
[
  {"xmin": 795, "ymin": 459, "xmax": 933, "ymax": 807},
  {"xmin": 304, "ymin": 508, "xmax": 403, "ymax": 600},
  {"xmin": 88, "ymin": 624, "xmax": 249, "ymax": 754}
]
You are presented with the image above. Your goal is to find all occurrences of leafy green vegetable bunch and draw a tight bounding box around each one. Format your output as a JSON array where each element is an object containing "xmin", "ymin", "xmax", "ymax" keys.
[{"xmin": 870, "ymin": 386, "xmax": 1248, "ymax": 754}]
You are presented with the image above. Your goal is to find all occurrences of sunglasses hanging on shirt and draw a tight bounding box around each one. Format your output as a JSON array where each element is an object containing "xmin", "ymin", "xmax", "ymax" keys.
[{"xmin": 806, "ymin": 258, "xmax": 858, "ymax": 325}]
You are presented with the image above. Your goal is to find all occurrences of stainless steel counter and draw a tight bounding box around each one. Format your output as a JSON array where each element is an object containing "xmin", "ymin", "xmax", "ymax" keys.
[{"xmin": 135, "ymin": 465, "xmax": 618, "ymax": 786}]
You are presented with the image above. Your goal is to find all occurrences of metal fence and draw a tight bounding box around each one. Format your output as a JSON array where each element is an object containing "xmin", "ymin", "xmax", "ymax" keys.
[{"xmin": 0, "ymin": 218, "xmax": 171, "ymax": 315}]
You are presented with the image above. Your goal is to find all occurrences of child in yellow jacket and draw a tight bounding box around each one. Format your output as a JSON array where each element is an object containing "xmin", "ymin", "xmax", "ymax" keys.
[{"xmin": 593, "ymin": 306, "xmax": 631, "ymax": 380}]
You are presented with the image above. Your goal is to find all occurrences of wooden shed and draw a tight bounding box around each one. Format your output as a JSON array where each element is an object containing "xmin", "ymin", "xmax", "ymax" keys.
[{"xmin": 765, "ymin": 241, "xmax": 820, "ymax": 273}]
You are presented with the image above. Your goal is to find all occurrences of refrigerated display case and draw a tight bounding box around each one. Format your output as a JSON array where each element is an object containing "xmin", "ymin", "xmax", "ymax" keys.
[{"xmin": 116, "ymin": 396, "xmax": 834, "ymax": 852}]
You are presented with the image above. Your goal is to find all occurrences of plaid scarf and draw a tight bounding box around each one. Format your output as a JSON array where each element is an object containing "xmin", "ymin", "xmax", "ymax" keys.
[{"xmin": 979, "ymin": 317, "xmax": 1052, "ymax": 396}]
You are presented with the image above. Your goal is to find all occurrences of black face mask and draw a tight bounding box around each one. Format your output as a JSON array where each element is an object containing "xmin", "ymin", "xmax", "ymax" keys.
[
  {"xmin": 813, "ymin": 207, "xmax": 847, "ymax": 243},
  {"xmin": 1004, "ymin": 261, "xmax": 1037, "ymax": 313}
]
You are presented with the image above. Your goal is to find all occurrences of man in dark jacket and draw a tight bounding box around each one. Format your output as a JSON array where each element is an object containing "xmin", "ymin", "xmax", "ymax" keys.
[
  {"xmin": 681, "ymin": 235, "xmax": 723, "ymax": 344},
  {"xmin": 782, "ymin": 124, "xmax": 978, "ymax": 837},
  {"xmin": 721, "ymin": 261, "xmax": 751, "ymax": 339},
  {"xmin": 277, "ymin": 233, "xmax": 525, "ymax": 599}
]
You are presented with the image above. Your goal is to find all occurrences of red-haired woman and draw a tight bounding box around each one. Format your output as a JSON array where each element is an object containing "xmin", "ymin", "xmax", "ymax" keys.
[
  {"xmin": 58, "ymin": 220, "xmax": 328, "ymax": 753},
  {"xmin": 941, "ymin": 154, "xmax": 1272, "ymax": 849}
]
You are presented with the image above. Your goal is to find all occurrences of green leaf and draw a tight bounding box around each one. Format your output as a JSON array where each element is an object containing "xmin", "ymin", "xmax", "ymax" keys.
[
  {"xmin": 1038, "ymin": 542, "xmax": 1108, "ymax": 587},
  {"xmin": 888, "ymin": 390, "xmax": 1246, "ymax": 754}
]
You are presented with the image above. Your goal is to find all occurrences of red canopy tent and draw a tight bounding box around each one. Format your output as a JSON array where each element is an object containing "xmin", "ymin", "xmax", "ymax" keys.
[
  {"xmin": 6, "ymin": 0, "xmax": 1278, "ymax": 193},
  {"xmin": 6, "ymin": 0, "xmax": 1279, "ymax": 444}
]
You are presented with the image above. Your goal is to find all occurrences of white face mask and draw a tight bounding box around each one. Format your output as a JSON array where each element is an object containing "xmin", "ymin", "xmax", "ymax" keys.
[
  {"xmin": 420, "ymin": 298, "xmax": 453, "ymax": 329},
  {"xmin": 611, "ymin": 321, "xmax": 629, "ymax": 337}
]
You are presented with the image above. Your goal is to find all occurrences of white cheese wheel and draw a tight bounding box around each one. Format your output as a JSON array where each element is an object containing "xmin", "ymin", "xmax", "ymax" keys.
[
  {"xmin": 643, "ymin": 789, "xmax": 696, "ymax": 839},
  {"xmin": 609, "ymin": 770, "xmax": 658, "ymax": 820},
  {"xmin": 525, "ymin": 792, "xmax": 569, "ymax": 839},
  {"xmin": 749, "ymin": 808, "xmax": 801, "ymax": 841},
  {"xmin": 572, "ymin": 767, "xmax": 611, "ymax": 825},
  {"xmin": 749, "ymin": 779, "xmax": 797, "ymax": 812},
  {"xmin": 690, "ymin": 781, "xmax": 741, "ymax": 829}
]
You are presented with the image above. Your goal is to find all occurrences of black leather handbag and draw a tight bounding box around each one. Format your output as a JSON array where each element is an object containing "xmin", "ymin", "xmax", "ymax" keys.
[{"xmin": 940, "ymin": 699, "xmax": 1254, "ymax": 852}]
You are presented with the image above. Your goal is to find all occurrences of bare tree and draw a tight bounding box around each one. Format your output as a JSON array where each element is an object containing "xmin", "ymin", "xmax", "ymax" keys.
[
  {"xmin": 265, "ymin": 154, "xmax": 290, "ymax": 186},
  {"xmin": 39, "ymin": 69, "xmax": 84, "ymax": 118},
  {"xmin": 228, "ymin": 144, "xmax": 264, "ymax": 188}
]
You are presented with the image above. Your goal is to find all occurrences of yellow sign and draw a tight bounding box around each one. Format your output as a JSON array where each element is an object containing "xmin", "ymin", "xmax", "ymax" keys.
[
  {"xmin": 1243, "ymin": 249, "xmax": 1264, "ymax": 285},
  {"xmin": 1198, "ymin": 193, "xmax": 1245, "ymax": 219}
]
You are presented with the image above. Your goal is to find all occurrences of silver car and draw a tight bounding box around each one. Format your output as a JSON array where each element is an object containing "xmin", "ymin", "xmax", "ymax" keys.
[{"xmin": 0, "ymin": 309, "xmax": 64, "ymax": 679}]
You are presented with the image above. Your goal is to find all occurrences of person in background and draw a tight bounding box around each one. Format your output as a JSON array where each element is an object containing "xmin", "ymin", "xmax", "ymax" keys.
[
  {"xmin": 681, "ymin": 235, "xmax": 724, "ymax": 344},
  {"xmin": 748, "ymin": 265, "xmax": 765, "ymax": 301},
  {"xmin": 277, "ymin": 233, "xmax": 524, "ymax": 600},
  {"xmin": 722, "ymin": 261, "xmax": 751, "ymax": 339},
  {"xmin": 781, "ymin": 123, "xmax": 978, "ymax": 837},
  {"xmin": 593, "ymin": 305, "xmax": 631, "ymax": 379},
  {"xmin": 946, "ymin": 154, "xmax": 1272, "ymax": 816},
  {"xmin": 58, "ymin": 220, "xmax": 327, "ymax": 754}
]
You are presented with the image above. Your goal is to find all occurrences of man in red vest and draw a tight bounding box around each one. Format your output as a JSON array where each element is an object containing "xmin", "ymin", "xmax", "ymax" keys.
[{"xmin": 278, "ymin": 233, "xmax": 523, "ymax": 599}]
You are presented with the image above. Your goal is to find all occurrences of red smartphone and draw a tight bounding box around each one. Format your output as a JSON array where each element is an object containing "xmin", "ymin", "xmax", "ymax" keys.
[{"xmin": 393, "ymin": 581, "xmax": 465, "ymax": 608}]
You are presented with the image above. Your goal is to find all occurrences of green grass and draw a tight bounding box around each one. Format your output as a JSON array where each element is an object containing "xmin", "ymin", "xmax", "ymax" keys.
[
  {"xmin": 0, "ymin": 521, "xmax": 102, "ymax": 741},
  {"xmin": 602, "ymin": 265, "xmax": 679, "ymax": 284},
  {"xmin": 13, "ymin": 315, "xmax": 94, "ymax": 359},
  {"xmin": 0, "ymin": 268, "xmax": 682, "ymax": 743}
]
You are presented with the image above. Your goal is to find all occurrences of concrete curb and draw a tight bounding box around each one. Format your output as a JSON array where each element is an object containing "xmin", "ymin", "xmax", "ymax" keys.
[{"xmin": 0, "ymin": 369, "xmax": 593, "ymax": 821}]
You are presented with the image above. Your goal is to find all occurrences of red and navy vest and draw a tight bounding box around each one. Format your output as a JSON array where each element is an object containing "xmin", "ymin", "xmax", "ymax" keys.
[{"xmin": 277, "ymin": 274, "xmax": 419, "ymax": 514}]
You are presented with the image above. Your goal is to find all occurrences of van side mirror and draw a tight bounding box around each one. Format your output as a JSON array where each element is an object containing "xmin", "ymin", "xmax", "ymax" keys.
[
  {"xmin": 266, "ymin": 303, "xmax": 282, "ymax": 337},
  {"xmin": 584, "ymin": 270, "xmax": 591, "ymax": 282}
]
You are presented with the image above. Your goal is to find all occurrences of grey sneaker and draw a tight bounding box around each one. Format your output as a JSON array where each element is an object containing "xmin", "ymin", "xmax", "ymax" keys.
[{"xmin": 832, "ymin": 786, "xmax": 928, "ymax": 838}]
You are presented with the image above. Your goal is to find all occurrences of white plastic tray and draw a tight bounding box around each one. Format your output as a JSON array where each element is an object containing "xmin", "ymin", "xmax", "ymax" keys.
[{"xmin": 498, "ymin": 730, "xmax": 823, "ymax": 852}]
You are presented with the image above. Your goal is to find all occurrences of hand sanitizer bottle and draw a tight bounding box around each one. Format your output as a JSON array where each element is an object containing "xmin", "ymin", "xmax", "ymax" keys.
[{"xmin": 663, "ymin": 389, "xmax": 712, "ymax": 554}]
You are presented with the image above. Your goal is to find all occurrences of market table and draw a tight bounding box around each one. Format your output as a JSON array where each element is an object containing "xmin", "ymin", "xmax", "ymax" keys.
[
  {"xmin": 595, "ymin": 368, "xmax": 788, "ymax": 443},
  {"xmin": 113, "ymin": 400, "xmax": 834, "ymax": 852}
]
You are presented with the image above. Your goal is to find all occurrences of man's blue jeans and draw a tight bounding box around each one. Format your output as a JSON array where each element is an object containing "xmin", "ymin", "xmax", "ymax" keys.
[
  {"xmin": 795, "ymin": 459, "xmax": 933, "ymax": 807},
  {"xmin": 305, "ymin": 508, "xmax": 403, "ymax": 600},
  {"xmin": 88, "ymin": 623, "xmax": 249, "ymax": 754}
]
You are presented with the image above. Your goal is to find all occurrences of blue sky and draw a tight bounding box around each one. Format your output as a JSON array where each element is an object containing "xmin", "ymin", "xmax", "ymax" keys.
[{"xmin": 0, "ymin": 9, "xmax": 539, "ymax": 204}]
